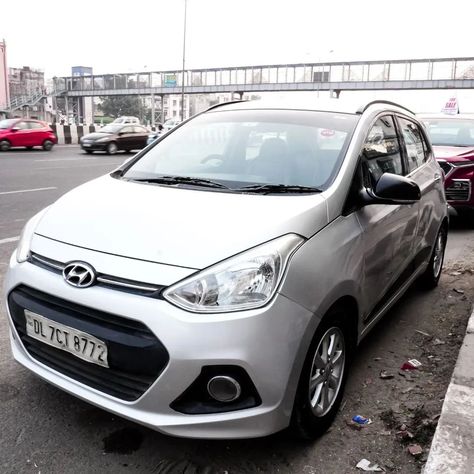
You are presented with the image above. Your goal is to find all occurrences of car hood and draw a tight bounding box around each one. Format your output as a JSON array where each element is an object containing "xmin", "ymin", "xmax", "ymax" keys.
[
  {"xmin": 433, "ymin": 145, "xmax": 474, "ymax": 161},
  {"xmin": 82, "ymin": 132, "xmax": 113, "ymax": 141},
  {"xmin": 34, "ymin": 175, "xmax": 328, "ymax": 269}
]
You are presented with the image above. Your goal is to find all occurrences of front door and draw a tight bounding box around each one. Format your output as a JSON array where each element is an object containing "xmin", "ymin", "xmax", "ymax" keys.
[{"xmin": 355, "ymin": 116, "xmax": 419, "ymax": 319}]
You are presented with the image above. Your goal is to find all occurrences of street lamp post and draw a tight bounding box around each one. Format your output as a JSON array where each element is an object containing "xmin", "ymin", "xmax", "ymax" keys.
[{"xmin": 181, "ymin": 0, "xmax": 187, "ymax": 122}]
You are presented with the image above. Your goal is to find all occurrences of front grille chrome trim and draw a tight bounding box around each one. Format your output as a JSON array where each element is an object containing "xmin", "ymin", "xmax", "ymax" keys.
[{"xmin": 30, "ymin": 252, "xmax": 165, "ymax": 297}]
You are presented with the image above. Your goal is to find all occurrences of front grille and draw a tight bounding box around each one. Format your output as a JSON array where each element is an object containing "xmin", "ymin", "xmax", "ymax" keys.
[
  {"xmin": 438, "ymin": 161, "xmax": 453, "ymax": 175},
  {"xmin": 30, "ymin": 252, "xmax": 166, "ymax": 298},
  {"xmin": 445, "ymin": 180, "xmax": 471, "ymax": 202},
  {"xmin": 8, "ymin": 285, "xmax": 169, "ymax": 401}
]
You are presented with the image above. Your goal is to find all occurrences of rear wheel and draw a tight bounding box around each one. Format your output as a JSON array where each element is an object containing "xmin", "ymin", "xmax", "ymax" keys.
[
  {"xmin": 42, "ymin": 140, "xmax": 54, "ymax": 151},
  {"xmin": 0, "ymin": 140, "xmax": 10, "ymax": 151},
  {"xmin": 291, "ymin": 309, "xmax": 353, "ymax": 439},
  {"xmin": 419, "ymin": 225, "xmax": 447, "ymax": 289},
  {"xmin": 106, "ymin": 142, "xmax": 118, "ymax": 155}
]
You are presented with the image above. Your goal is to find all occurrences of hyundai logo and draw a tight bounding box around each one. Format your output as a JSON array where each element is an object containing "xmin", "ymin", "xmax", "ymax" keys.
[{"xmin": 63, "ymin": 262, "xmax": 96, "ymax": 288}]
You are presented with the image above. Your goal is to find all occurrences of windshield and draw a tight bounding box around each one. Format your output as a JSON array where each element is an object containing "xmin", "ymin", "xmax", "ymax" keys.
[
  {"xmin": 423, "ymin": 119, "xmax": 474, "ymax": 147},
  {"xmin": 99, "ymin": 124, "xmax": 123, "ymax": 133},
  {"xmin": 0, "ymin": 119, "xmax": 17, "ymax": 129},
  {"xmin": 122, "ymin": 109, "xmax": 358, "ymax": 190}
]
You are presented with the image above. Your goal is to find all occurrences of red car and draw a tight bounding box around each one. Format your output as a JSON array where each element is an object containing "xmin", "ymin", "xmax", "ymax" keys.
[
  {"xmin": 0, "ymin": 118, "xmax": 57, "ymax": 151},
  {"xmin": 421, "ymin": 115, "xmax": 474, "ymax": 224}
]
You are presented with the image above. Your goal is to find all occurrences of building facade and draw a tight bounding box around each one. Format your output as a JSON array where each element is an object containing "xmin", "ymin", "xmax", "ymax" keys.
[{"xmin": 8, "ymin": 66, "xmax": 45, "ymax": 97}]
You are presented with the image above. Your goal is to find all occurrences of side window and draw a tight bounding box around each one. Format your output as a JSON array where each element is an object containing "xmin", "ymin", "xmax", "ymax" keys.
[
  {"xmin": 361, "ymin": 116, "xmax": 403, "ymax": 187},
  {"xmin": 28, "ymin": 122, "xmax": 43, "ymax": 129},
  {"xmin": 398, "ymin": 118, "xmax": 427, "ymax": 173},
  {"xmin": 121, "ymin": 126, "xmax": 133, "ymax": 134},
  {"xmin": 16, "ymin": 121, "xmax": 29, "ymax": 130}
]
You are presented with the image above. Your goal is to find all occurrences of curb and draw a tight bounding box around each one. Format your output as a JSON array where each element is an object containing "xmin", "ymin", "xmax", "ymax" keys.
[{"xmin": 424, "ymin": 305, "xmax": 474, "ymax": 473}]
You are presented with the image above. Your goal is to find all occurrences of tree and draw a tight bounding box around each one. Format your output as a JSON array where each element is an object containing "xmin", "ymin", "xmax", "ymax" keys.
[{"xmin": 99, "ymin": 96, "xmax": 146, "ymax": 119}]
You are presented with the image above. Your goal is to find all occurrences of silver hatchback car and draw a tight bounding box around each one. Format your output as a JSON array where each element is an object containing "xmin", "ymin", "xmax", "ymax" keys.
[{"xmin": 4, "ymin": 99, "xmax": 447, "ymax": 439}]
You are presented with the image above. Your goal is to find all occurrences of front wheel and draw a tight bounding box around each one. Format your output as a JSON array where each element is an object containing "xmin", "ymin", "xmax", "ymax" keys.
[
  {"xmin": 42, "ymin": 140, "xmax": 54, "ymax": 151},
  {"xmin": 0, "ymin": 140, "xmax": 11, "ymax": 151},
  {"xmin": 106, "ymin": 142, "xmax": 118, "ymax": 155},
  {"xmin": 291, "ymin": 311, "xmax": 352, "ymax": 439},
  {"xmin": 419, "ymin": 225, "xmax": 447, "ymax": 289}
]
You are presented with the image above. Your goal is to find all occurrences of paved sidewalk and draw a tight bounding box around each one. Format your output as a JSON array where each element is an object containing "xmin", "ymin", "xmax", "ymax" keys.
[{"xmin": 424, "ymin": 306, "xmax": 474, "ymax": 473}]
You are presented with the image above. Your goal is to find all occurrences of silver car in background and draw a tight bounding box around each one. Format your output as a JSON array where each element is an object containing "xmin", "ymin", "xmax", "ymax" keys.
[{"xmin": 3, "ymin": 99, "xmax": 447, "ymax": 439}]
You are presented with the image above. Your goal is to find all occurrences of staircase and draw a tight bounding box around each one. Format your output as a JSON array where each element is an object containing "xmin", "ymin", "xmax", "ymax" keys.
[{"xmin": 9, "ymin": 91, "xmax": 47, "ymax": 111}]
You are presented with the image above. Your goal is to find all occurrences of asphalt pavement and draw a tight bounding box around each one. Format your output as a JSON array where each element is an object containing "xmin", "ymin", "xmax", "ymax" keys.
[{"xmin": 1, "ymin": 147, "xmax": 474, "ymax": 473}]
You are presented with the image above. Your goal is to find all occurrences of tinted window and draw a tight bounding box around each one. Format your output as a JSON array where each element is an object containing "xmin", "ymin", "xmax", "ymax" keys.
[
  {"xmin": 361, "ymin": 116, "xmax": 403, "ymax": 185},
  {"xmin": 123, "ymin": 109, "xmax": 359, "ymax": 190},
  {"xmin": 398, "ymin": 117, "xmax": 427, "ymax": 173}
]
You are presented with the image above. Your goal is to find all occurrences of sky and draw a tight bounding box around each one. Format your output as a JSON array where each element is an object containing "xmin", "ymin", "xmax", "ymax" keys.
[{"xmin": 2, "ymin": 0, "xmax": 474, "ymax": 111}]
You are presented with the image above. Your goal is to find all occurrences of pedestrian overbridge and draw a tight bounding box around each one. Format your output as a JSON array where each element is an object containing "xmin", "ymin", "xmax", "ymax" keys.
[{"xmin": 54, "ymin": 57, "xmax": 474, "ymax": 98}]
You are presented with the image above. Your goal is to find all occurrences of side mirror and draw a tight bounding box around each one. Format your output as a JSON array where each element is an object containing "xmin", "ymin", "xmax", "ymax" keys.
[
  {"xmin": 118, "ymin": 131, "xmax": 125, "ymax": 136},
  {"xmin": 11, "ymin": 127, "xmax": 19, "ymax": 132},
  {"xmin": 360, "ymin": 172, "xmax": 421, "ymax": 206}
]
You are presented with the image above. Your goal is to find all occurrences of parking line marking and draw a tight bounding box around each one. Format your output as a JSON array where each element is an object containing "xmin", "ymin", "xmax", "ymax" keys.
[
  {"xmin": 0, "ymin": 236, "xmax": 19, "ymax": 245},
  {"xmin": 0, "ymin": 187, "xmax": 57, "ymax": 195}
]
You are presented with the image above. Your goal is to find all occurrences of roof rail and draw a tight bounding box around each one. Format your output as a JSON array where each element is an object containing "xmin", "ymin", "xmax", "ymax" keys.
[
  {"xmin": 356, "ymin": 100, "xmax": 414, "ymax": 115},
  {"xmin": 205, "ymin": 99, "xmax": 247, "ymax": 112}
]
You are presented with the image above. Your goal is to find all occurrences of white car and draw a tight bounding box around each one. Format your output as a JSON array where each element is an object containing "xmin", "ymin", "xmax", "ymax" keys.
[{"xmin": 112, "ymin": 116, "xmax": 140, "ymax": 125}]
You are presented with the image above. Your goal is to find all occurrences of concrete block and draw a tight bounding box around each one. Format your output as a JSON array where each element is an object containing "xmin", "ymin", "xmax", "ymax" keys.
[
  {"xmin": 453, "ymin": 333, "xmax": 474, "ymax": 389},
  {"xmin": 424, "ymin": 383, "xmax": 474, "ymax": 473}
]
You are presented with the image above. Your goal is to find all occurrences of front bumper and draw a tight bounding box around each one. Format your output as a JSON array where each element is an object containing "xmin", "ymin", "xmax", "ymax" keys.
[
  {"xmin": 80, "ymin": 142, "xmax": 108, "ymax": 151},
  {"xmin": 3, "ymin": 239, "xmax": 313, "ymax": 439}
]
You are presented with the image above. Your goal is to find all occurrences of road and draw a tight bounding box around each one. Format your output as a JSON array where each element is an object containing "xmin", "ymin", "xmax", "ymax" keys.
[{"xmin": 1, "ymin": 146, "xmax": 474, "ymax": 473}]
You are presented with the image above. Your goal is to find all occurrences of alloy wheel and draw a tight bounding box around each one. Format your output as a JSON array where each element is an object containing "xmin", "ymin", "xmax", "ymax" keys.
[
  {"xmin": 433, "ymin": 231, "xmax": 445, "ymax": 279},
  {"xmin": 309, "ymin": 327, "xmax": 345, "ymax": 417}
]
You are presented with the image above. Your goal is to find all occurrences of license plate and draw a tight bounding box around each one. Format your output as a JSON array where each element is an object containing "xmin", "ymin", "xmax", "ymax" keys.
[{"xmin": 25, "ymin": 310, "xmax": 109, "ymax": 368}]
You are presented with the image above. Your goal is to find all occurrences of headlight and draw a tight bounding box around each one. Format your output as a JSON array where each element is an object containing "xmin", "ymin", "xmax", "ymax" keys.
[
  {"xmin": 16, "ymin": 208, "xmax": 49, "ymax": 263},
  {"xmin": 163, "ymin": 234, "xmax": 305, "ymax": 313}
]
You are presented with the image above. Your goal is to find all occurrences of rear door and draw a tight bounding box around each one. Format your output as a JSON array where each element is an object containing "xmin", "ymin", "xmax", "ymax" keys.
[
  {"xmin": 133, "ymin": 126, "xmax": 149, "ymax": 149},
  {"xmin": 355, "ymin": 115, "xmax": 419, "ymax": 318},
  {"xmin": 27, "ymin": 121, "xmax": 45, "ymax": 146},
  {"xmin": 396, "ymin": 116, "xmax": 444, "ymax": 261}
]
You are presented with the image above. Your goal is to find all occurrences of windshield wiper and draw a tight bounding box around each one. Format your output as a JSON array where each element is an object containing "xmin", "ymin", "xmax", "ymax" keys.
[
  {"xmin": 236, "ymin": 184, "xmax": 323, "ymax": 194},
  {"xmin": 130, "ymin": 175, "xmax": 229, "ymax": 189}
]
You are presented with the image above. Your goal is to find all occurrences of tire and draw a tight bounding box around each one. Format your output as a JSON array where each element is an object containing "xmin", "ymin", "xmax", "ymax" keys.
[
  {"xmin": 85, "ymin": 150, "xmax": 94, "ymax": 154},
  {"xmin": 42, "ymin": 140, "xmax": 54, "ymax": 151},
  {"xmin": 0, "ymin": 140, "xmax": 11, "ymax": 152},
  {"xmin": 419, "ymin": 225, "xmax": 447, "ymax": 289},
  {"xmin": 291, "ymin": 308, "xmax": 354, "ymax": 439},
  {"xmin": 106, "ymin": 142, "xmax": 118, "ymax": 155}
]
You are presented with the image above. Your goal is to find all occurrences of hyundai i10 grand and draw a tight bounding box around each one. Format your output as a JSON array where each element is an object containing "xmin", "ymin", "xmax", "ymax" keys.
[{"xmin": 3, "ymin": 99, "xmax": 448, "ymax": 439}]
